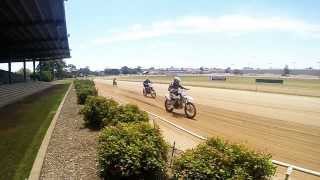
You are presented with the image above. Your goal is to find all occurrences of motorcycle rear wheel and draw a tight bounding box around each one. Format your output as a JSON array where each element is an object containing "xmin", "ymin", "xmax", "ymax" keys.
[{"xmin": 151, "ymin": 91, "xmax": 156, "ymax": 98}]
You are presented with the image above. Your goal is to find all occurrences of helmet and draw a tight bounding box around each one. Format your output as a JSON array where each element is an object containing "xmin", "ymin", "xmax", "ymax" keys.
[{"xmin": 174, "ymin": 77, "xmax": 181, "ymax": 82}]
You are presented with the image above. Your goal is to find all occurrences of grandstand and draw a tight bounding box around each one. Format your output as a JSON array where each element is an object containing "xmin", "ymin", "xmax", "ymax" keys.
[
  {"xmin": 0, "ymin": 0, "xmax": 70, "ymax": 103},
  {"xmin": 0, "ymin": 81, "xmax": 53, "ymax": 108},
  {"xmin": 0, "ymin": 69, "xmax": 24, "ymax": 84}
]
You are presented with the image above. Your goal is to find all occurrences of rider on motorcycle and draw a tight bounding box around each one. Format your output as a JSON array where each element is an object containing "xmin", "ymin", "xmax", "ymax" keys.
[
  {"xmin": 168, "ymin": 77, "xmax": 189, "ymax": 100},
  {"xmin": 113, "ymin": 78, "xmax": 117, "ymax": 86}
]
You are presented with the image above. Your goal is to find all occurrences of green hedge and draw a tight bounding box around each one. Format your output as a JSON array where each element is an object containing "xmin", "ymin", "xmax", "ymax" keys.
[
  {"xmin": 39, "ymin": 71, "xmax": 53, "ymax": 82},
  {"xmin": 173, "ymin": 137, "xmax": 276, "ymax": 180},
  {"xmin": 80, "ymin": 96, "xmax": 119, "ymax": 129},
  {"xmin": 98, "ymin": 122, "xmax": 169, "ymax": 179},
  {"xmin": 112, "ymin": 104, "xmax": 149, "ymax": 124},
  {"xmin": 81, "ymin": 96, "xmax": 149, "ymax": 129},
  {"xmin": 74, "ymin": 79, "xmax": 95, "ymax": 90},
  {"xmin": 74, "ymin": 80, "xmax": 97, "ymax": 104}
]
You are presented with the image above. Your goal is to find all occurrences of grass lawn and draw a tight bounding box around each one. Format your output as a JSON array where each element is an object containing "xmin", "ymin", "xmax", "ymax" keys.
[
  {"xmin": 101, "ymin": 75, "xmax": 320, "ymax": 97},
  {"xmin": 0, "ymin": 83, "xmax": 70, "ymax": 180}
]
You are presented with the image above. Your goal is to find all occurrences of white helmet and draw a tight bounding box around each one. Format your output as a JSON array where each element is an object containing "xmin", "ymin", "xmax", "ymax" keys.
[{"xmin": 174, "ymin": 76, "xmax": 181, "ymax": 82}]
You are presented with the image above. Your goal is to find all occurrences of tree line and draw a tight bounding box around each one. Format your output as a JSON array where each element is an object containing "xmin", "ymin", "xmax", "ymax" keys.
[
  {"xmin": 19, "ymin": 59, "xmax": 145, "ymax": 82},
  {"xmin": 103, "ymin": 66, "xmax": 143, "ymax": 75}
]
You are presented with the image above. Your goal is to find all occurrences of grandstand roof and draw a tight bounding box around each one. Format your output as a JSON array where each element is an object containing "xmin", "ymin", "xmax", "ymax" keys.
[{"xmin": 0, "ymin": 0, "xmax": 70, "ymax": 63}]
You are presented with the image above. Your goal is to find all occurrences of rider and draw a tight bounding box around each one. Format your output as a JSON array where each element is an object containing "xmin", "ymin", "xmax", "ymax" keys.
[
  {"xmin": 113, "ymin": 78, "xmax": 117, "ymax": 86},
  {"xmin": 168, "ymin": 77, "xmax": 189, "ymax": 100},
  {"xmin": 143, "ymin": 78, "xmax": 152, "ymax": 90}
]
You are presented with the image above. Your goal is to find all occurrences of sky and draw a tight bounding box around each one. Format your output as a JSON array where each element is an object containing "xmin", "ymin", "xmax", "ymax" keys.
[{"xmin": 2, "ymin": 0, "xmax": 320, "ymax": 71}]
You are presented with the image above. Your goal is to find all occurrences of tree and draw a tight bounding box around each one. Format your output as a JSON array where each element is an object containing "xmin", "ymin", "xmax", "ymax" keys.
[
  {"xmin": 282, "ymin": 65, "xmax": 290, "ymax": 76},
  {"xmin": 36, "ymin": 59, "xmax": 67, "ymax": 80},
  {"xmin": 121, "ymin": 66, "xmax": 130, "ymax": 74},
  {"xmin": 134, "ymin": 66, "xmax": 142, "ymax": 74},
  {"xmin": 64, "ymin": 64, "xmax": 77, "ymax": 78},
  {"xmin": 78, "ymin": 66, "xmax": 91, "ymax": 76},
  {"xmin": 232, "ymin": 69, "xmax": 243, "ymax": 75},
  {"xmin": 16, "ymin": 68, "xmax": 32, "ymax": 76},
  {"xmin": 104, "ymin": 68, "xmax": 120, "ymax": 75},
  {"xmin": 65, "ymin": 64, "xmax": 77, "ymax": 73},
  {"xmin": 225, "ymin": 67, "xmax": 231, "ymax": 73},
  {"xmin": 54, "ymin": 60, "xmax": 67, "ymax": 79}
]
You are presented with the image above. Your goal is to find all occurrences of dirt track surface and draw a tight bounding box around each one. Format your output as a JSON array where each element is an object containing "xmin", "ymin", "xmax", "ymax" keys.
[{"xmin": 95, "ymin": 79, "xmax": 320, "ymax": 173}]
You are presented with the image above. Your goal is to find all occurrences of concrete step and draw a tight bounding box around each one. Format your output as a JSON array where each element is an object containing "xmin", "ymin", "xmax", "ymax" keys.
[{"xmin": 0, "ymin": 82, "xmax": 54, "ymax": 108}]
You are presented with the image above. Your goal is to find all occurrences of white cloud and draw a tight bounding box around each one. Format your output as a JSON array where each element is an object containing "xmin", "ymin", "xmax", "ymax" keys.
[{"xmin": 94, "ymin": 15, "xmax": 320, "ymax": 44}]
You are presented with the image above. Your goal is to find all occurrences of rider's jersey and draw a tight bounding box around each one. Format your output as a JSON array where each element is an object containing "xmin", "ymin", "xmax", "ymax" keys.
[
  {"xmin": 143, "ymin": 79, "xmax": 151, "ymax": 87},
  {"xmin": 168, "ymin": 81, "xmax": 187, "ymax": 95}
]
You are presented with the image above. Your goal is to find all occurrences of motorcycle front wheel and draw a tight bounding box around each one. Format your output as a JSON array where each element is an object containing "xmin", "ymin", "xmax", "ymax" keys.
[
  {"xmin": 165, "ymin": 99, "xmax": 174, "ymax": 112},
  {"xmin": 143, "ymin": 88, "xmax": 147, "ymax": 96},
  {"xmin": 185, "ymin": 102, "xmax": 196, "ymax": 119}
]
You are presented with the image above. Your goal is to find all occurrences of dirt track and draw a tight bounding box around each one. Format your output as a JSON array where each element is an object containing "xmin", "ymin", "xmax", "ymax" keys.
[{"xmin": 95, "ymin": 79, "xmax": 320, "ymax": 173}]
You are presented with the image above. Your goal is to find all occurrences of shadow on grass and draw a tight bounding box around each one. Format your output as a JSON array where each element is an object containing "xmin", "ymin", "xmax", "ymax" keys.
[{"xmin": 0, "ymin": 83, "xmax": 70, "ymax": 180}]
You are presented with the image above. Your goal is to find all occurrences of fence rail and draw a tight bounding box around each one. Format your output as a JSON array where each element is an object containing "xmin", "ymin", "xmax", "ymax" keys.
[{"xmin": 147, "ymin": 111, "xmax": 320, "ymax": 179}]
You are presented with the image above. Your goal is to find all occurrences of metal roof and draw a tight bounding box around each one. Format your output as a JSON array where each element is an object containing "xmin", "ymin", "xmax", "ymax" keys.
[{"xmin": 0, "ymin": 0, "xmax": 70, "ymax": 63}]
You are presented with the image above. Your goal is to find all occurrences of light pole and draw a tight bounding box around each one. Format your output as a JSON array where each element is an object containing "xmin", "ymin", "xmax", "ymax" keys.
[
  {"xmin": 291, "ymin": 61, "xmax": 296, "ymax": 70},
  {"xmin": 317, "ymin": 61, "xmax": 320, "ymax": 77}
]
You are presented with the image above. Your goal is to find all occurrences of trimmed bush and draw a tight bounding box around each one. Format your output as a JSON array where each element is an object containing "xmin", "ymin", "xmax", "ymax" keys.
[
  {"xmin": 74, "ymin": 80, "xmax": 97, "ymax": 104},
  {"xmin": 77, "ymin": 87, "xmax": 98, "ymax": 104},
  {"xmin": 80, "ymin": 96, "xmax": 119, "ymax": 129},
  {"xmin": 80, "ymin": 96, "xmax": 149, "ymax": 129},
  {"xmin": 74, "ymin": 79, "xmax": 95, "ymax": 90},
  {"xmin": 39, "ymin": 71, "xmax": 53, "ymax": 82},
  {"xmin": 112, "ymin": 104, "xmax": 149, "ymax": 124},
  {"xmin": 173, "ymin": 137, "xmax": 276, "ymax": 180},
  {"xmin": 97, "ymin": 122, "xmax": 169, "ymax": 179}
]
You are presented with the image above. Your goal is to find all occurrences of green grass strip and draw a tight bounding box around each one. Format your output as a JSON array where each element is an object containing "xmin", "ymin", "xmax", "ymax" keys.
[{"xmin": 0, "ymin": 83, "xmax": 70, "ymax": 180}]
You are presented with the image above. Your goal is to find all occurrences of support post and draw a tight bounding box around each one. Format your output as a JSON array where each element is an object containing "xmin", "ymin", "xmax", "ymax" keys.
[
  {"xmin": 23, "ymin": 60, "xmax": 26, "ymax": 81},
  {"xmin": 39, "ymin": 61, "xmax": 42, "ymax": 81},
  {"xmin": 170, "ymin": 141, "xmax": 176, "ymax": 167},
  {"xmin": 33, "ymin": 59, "xmax": 36, "ymax": 81},
  {"xmin": 8, "ymin": 60, "xmax": 12, "ymax": 84},
  {"xmin": 285, "ymin": 166, "xmax": 293, "ymax": 180},
  {"xmin": 52, "ymin": 64, "xmax": 55, "ymax": 81}
]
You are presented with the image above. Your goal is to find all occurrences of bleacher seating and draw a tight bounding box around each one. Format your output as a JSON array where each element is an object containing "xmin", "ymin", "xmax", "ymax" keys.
[
  {"xmin": 0, "ymin": 69, "xmax": 25, "ymax": 84},
  {"xmin": 0, "ymin": 81, "xmax": 53, "ymax": 108}
]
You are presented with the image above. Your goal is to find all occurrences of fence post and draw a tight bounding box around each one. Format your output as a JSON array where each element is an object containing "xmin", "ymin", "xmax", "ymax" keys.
[
  {"xmin": 285, "ymin": 166, "xmax": 293, "ymax": 180},
  {"xmin": 170, "ymin": 141, "xmax": 176, "ymax": 168}
]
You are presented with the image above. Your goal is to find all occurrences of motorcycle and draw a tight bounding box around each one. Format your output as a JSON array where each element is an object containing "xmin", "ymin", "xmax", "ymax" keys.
[
  {"xmin": 165, "ymin": 89, "xmax": 197, "ymax": 119},
  {"xmin": 143, "ymin": 83, "xmax": 156, "ymax": 98}
]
